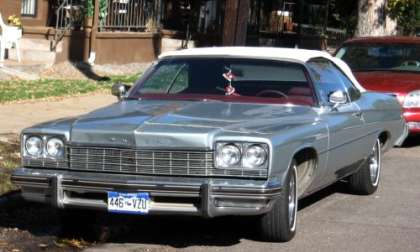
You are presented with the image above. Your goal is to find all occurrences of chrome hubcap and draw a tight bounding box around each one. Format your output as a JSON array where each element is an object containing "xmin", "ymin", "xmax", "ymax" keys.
[
  {"xmin": 288, "ymin": 167, "xmax": 297, "ymax": 231},
  {"xmin": 369, "ymin": 140, "xmax": 381, "ymax": 186}
]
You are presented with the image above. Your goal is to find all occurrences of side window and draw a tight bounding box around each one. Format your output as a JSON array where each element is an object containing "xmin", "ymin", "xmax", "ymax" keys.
[
  {"xmin": 141, "ymin": 63, "xmax": 189, "ymax": 94},
  {"xmin": 168, "ymin": 65, "xmax": 189, "ymax": 93},
  {"xmin": 307, "ymin": 58, "xmax": 360, "ymax": 104},
  {"xmin": 335, "ymin": 69, "xmax": 361, "ymax": 101}
]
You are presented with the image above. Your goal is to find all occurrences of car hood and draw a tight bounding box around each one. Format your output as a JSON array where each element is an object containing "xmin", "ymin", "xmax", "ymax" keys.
[
  {"xmin": 64, "ymin": 100, "xmax": 317, "ymax": 149},
  {"xmin": 354, "ymin": 71, "xmax": 420, "ymax": 94}
]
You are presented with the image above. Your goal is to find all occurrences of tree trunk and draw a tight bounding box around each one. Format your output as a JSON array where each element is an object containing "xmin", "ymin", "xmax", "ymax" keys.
[
  {"xmin": 223, "ymin": 0, "xmax": 250, "ymax": 45},
  {"xmin": 355, "ymin": 0, "xmax": 397, "ymax": 37}
]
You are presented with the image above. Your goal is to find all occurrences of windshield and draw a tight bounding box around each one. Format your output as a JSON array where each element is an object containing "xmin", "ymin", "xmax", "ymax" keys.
[
  {"xmin": 336, "ymin": 44, "xmax": 420, "ymax": 72},
  {"xmin": 129, "ymin": 58, "xmax": 316, "ymax": 106}
]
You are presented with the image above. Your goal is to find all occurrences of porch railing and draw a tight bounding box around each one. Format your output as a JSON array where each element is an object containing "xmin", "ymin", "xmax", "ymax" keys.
[
  {"xmin": 52, "ymin": 0, "xmax": 84, "ymax": 51},
  {"xmin": 299, "ymin": 24, "xmax": 348, "ymax": 41},
  {"xmin": 100, "ymin": 0, "xmax": 161, "ymax": 32}
]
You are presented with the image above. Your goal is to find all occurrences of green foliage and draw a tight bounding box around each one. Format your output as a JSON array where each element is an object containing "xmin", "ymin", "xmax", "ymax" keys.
[
  {"xmin": 85, "ymin": 0, "xmax": 94, "ymax": 17},
  {"xmin": 84, "ymin": 0, "xmax": 108, "ymax": 18},
  {"xmin": 388, "ymin": 0, "xmax": 420, "ymax": 35}
]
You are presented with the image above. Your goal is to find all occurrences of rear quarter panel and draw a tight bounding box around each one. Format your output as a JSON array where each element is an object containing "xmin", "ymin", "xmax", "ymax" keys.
[{"xmin": 357, "ymin": 91, "xmax": 406, "ymax": 150}]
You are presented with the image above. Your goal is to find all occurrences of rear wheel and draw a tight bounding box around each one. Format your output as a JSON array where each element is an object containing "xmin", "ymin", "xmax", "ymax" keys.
[
  {"xmin": 348, "ymin": 139, "xmax": 381, "ymax": 195},
  {"xmin": 259, "ymin": 160, "xmax": 297, "ymax": 242}
]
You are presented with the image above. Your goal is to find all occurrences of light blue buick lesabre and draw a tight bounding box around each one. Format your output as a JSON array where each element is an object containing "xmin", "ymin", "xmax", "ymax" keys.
[{"xmin": 12, "ymin": 47, "xmax": 407, "ymax": 242}]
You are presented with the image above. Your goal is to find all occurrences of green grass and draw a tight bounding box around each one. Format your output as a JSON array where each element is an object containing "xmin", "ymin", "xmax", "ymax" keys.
[
  {"xmin": 106, "ymin": 73, "xmax": 140, "ymax": 84},
  {"xmin": 0, "ymin": 140, "xmax": 20, "ymax": 195},
  {"xmin": 0, "ymin": 73, "xmax": 140, "ymax": 103}
]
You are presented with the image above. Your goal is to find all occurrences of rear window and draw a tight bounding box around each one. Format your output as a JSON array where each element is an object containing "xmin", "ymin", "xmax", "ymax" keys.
[{"xmin": 336, "ymin": 43, "xmax": 420, "ymax": 72}]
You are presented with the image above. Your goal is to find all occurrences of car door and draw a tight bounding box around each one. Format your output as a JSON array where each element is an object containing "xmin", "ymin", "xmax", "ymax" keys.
[{"xmin": 307, "ymin": 58, "xmax": 368, "ymax": 184}]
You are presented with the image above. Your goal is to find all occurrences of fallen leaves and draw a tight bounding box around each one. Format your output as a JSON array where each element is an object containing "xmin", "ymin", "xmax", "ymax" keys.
[{"xmin": 54, "ymin": 238, "xmax": 90, "ymax": 249}]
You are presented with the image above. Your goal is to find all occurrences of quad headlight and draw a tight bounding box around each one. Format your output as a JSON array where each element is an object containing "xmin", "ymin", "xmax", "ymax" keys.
[
  {"xmin": 215, "ymin": 142, "xmax": 268, "ymax": 169},
  {"xmin": 46, "ymin": 138, "xmax": 65, "ymax": 158},
  {"xmin": 216, "ymin": 144, "xmax": 242, "ymax": 168},
  {"xmin": 403, "ymin": 90, "xmax": 420, "ymax": 108},
  {"xmin": 243, "ymin": 144, "xmax": 268, "ymax": 168},
  {"xmin": 25, "ymin": 136, "xmax": 43, "ymax": 156},
  {"xmin": 23, "ymin": 135, "xmax": 65, "ymax": 159}
]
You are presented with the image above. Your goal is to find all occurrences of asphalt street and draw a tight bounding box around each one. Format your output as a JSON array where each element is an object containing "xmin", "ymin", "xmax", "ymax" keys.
[{"xmin": 83, "ymin": 137, "xmax": 420, "ymax": 252}]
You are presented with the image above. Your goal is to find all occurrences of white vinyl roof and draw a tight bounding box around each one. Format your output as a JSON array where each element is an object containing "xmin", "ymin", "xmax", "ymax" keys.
[{"xmin": 159, "ymin": 47, "xmax": 366, "ymax": 92}]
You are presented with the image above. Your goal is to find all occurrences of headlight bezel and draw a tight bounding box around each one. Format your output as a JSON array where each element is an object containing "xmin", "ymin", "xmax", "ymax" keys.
[
  {"xmin": 403, "ymin": 90, "xmax": 420, "ymax": 108},
  {"xmin": 22, "ymin": 134, "xmax": 67, "ymax": 160},
  {"xmin": 215, "ymin": 143, "xmax": 243, "ymax": 168},
  {"xmin": 24, "ymin": 136, "xmax": 43, "ymax": 157},
  {"xmin": 46, "ymin": 137, "xmax": 65, "ymax": 158},
  {"xmin": 243, "ymin": 144, "xmax": 268, "ymax": 168},
  {"xmin": 215, "ymin": 142, "xmax": 269, "ymax": 170}
]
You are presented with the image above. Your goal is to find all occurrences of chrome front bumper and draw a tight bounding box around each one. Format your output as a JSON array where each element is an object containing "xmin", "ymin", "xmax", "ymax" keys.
[{"xmin": 11, "ymin": 168, "xmax": 282, "ymax": 217}]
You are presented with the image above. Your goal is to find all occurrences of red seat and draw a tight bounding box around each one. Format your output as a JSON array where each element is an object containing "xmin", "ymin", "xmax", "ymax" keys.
[
  {"xmin": 288, "ymin": 87, "xmax": 314, "ymax": 105},
  {"xmin": 288, "ymin": 87, "xmax": 313, "ymax": 96}
]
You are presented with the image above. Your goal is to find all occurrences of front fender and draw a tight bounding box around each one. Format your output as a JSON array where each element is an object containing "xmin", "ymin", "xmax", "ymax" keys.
[{"xmin": 268, "ymin": 121, "xmax": 329, "ymax": 192}]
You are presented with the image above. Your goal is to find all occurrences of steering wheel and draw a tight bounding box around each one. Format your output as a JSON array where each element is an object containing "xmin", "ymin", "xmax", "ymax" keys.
[
  {"xmin": 401, "ymin": 60, "xmax": 420, "ymax": 67},
  {"xmin": 256, "ymin": 90, "xmax": 288, "ymax": 98}
]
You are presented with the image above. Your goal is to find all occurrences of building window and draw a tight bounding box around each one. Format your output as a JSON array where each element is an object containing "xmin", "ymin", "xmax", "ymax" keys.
[{"xmin": 21, "ymin": 0, "xmax": 37, "ymax": 17}]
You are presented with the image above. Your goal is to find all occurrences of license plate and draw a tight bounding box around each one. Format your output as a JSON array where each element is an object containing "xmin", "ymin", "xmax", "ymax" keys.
[{"xmin": 107, "ymin": 192, "xmax": 150, "ymax": 214}]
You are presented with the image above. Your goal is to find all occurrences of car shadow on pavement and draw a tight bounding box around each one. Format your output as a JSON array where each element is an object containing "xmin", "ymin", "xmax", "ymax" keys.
[
  {"xmin": 0, "ymin": 191, "xmax": 60, "ymax": 235},
  {"xmin": 0, "ymin": 181, "xmax": 352, "ymax": 250},
  {"xmin": 93, "ymin": 214, "xmax": 250, "ymax": 248},
  {"xmin": 298, "ymin": 181, "xmax": 349, "ymax": 211},
  {"xmin": 0, "ymin": 191, "xmax": 247, "ymax": 248},
  {"xmin": 0, "ymin": 191, "xmax": 64, "ymax": 252},
  {"xmin": 79, "ymin": 181, "xmax": 352, "ymax": 247},
  {"xmin": 400, "ymin": 135, "xmax": 420, "ymax": 148}
]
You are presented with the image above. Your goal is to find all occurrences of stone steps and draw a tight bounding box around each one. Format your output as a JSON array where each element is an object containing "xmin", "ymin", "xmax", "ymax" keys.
[{"xmin": 6, "ymin": 37, "xmax": 61, "ymax": 65}]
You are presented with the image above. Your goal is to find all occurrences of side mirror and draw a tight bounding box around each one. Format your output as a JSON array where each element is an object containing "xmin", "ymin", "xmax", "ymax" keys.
[
  {"xmin": 112, "ymin": 82, "xmax": 131, "ymax": 100},
  {"xmin": 328, "ymin": 90, "xmax": 347, "ymax": 108}
]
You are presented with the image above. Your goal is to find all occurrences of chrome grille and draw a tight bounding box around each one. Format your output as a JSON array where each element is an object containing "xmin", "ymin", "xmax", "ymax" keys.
[
  {"xmin": 69, "ymin": 147, "xmax": 267, "ymax": 178},
  {"xmin": 23, "ymin": 157, "xmax": 68, "ymax": 169}
]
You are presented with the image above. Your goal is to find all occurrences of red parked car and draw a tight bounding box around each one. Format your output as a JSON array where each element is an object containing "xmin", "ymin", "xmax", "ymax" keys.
[{"xmin": 336, "ymin": 36, "xmax": 420, "ymax": 134}]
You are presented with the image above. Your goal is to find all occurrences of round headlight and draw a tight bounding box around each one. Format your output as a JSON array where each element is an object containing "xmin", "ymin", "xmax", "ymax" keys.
[
  {"xmin": 25, "ymin": 136, "xmax": 43, "ymax": 156},
  {"xmin": 403, "ymin": 90, "xmax": 420, "ymax": 108},
  {"xmin": 243, "ymin": 145, "xmax": 267, "ymax": 168},
  {"xmin": 46, "ymin": 138, "xmax": 64, "ymax": 158},
  {"xmin": 217, "ymin": 144, "xmax": 241, "ymax": 168}
]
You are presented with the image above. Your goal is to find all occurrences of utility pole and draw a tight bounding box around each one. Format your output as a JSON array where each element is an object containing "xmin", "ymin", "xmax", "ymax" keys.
[{"xmin": 223, "ymin": 0, "xmax": 250, "ymax": 45}]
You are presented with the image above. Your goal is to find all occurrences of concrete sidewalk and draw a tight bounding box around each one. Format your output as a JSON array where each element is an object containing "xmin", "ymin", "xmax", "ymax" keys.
[{"xmin": 0, "ymin": 93, "xmax": 115, "ymax": 134}]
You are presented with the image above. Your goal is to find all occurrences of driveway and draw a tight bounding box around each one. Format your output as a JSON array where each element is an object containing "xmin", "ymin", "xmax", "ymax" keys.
[{"xmin": 0, "ymin": 93, "xmax": 115, "ymax": 134}]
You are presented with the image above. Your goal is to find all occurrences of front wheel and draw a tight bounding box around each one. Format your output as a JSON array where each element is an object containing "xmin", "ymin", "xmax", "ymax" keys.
[
  {"xmin": 348, "ymin": 139, "xmax": 381, "ymax": 195},
  {"xmin": 259, "ymin": 160, "xmax": 298, "ymax": 242}
]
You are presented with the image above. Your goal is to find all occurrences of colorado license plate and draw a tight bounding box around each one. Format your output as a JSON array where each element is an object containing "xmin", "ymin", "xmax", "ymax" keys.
[{"xmin": 107, "ymin": 192, "xmax": 150, "ymax": 214}]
